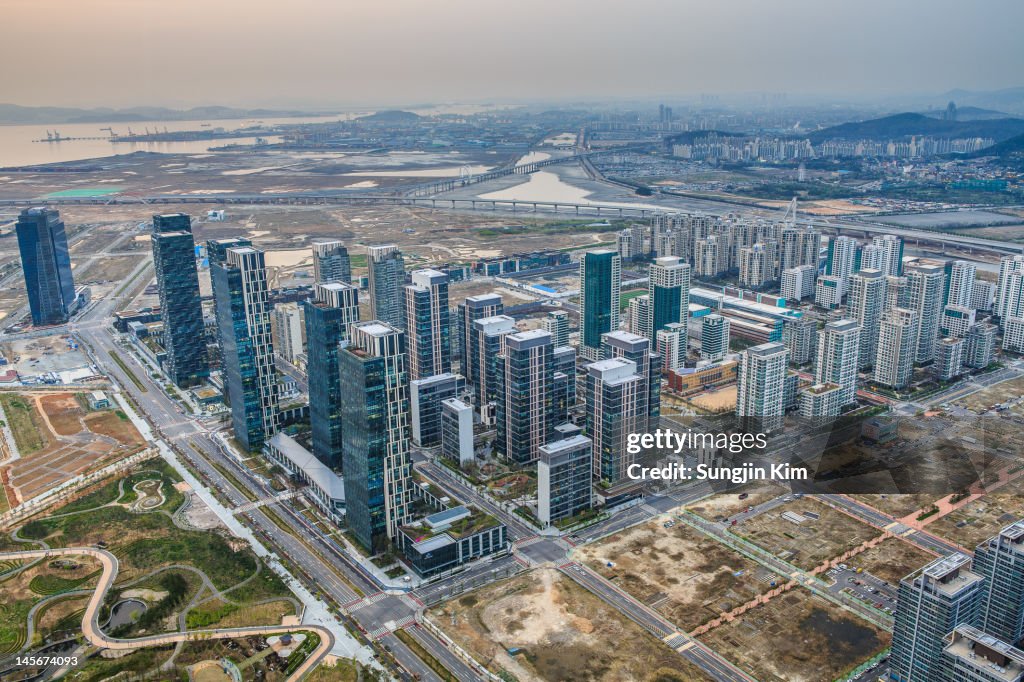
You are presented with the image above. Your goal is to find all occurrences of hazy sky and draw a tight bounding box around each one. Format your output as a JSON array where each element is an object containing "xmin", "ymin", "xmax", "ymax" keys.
[{"xmin": 4, "ymin": 0, "xmax": 1023, "ymax": 109}]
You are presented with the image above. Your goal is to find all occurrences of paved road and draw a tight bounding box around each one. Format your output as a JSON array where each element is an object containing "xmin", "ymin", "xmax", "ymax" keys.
[
  {"xmin": 679, "ymin": 511, "xmax": 893, "ymax": 630},
  {"xmin": 818, "ymin": 494, "xmax": 964, "ymax": 556},
  {"xmin": 69, "ymin": 301, "xmax": 469, "ymax": 681},
  {"xmin": 0, "ymin": 547, "xmax": 334, "ymax": 681},
  {"xmin": 561, "ymin": 561, "xmax": 754, "ymax": 682}
]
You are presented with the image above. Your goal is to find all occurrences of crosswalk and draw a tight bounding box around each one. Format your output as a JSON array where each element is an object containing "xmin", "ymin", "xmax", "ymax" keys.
[
  {"xmin": 233, "ymin": 489, "xmax": 302, "ymax": 514},
  {"xmin": 366, "ymin": 614, "xmax": 417, "ymax": 640},
  {"xmin": 347, "ymin": 590, "xmax": 391, "ymax": 611}
]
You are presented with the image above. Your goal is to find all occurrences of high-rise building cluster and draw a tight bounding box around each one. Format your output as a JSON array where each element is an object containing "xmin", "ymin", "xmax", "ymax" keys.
[
  {"xmin": 17, "ymin": 205, "xmax": 1016, "ymax": 575},
  {"xmin": 891, "ymin": 522, "xmax": 1024, "ymax": 682}
]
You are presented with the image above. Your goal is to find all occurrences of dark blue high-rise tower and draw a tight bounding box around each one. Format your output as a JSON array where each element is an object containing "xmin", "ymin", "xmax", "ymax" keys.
[
  {"xmin": 152, "ymin": 213, "xmax": 208, "ymax": 388},
  {"xmin": 16, "ymin": 207, "xmax": 76, "ymax": 326}
]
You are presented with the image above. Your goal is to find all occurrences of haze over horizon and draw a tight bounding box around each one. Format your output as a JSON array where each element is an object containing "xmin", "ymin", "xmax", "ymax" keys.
[{"xmin": 4, "ymin": 0, "xmax": 1024, "ymax": 110}]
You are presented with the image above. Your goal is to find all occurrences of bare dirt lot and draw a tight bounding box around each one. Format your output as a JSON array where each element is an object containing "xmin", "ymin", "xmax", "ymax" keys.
[
  {"xmin": 697, "ymin": 587, "xmax": 890, "ymax": 682},
  {"xmin": 954, "ymin": 375, "xmax": 1024, "ymax": 415},
  {"xmin": 686, "ymin": 385, "xmax": 737, "ymax": 414},
  {"xmin": 428, "ymin": 568, "xmax": 711, "ymax": 682},
  {"xmin": 0, "ymin": 391, "xmax": 146, "ymax": 507},
  {"xmin": 687, "ymin": 483, "xmax": 786, "ymax": 520},
  {"xmin": 735, "ymin": 498, "xmax": 881, "ymax": 571},
  {"xmin": 848, "ymin": 537, "xmax": 936, "ymax": 585},
  {"xmin": 576, "ymin": 521, "xmax": 779, "ymax": 632},
  {"xmin": 927, "ymin": 492, "xmax": 1024, "ymax": 549},
  {"xmin": 849, "ymin": 494, "xmax": 942, "ymax": 519}
]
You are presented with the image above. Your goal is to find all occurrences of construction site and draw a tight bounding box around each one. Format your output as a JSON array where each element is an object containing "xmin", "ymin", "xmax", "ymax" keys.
[
  {"xmin": 426, "ymin": 568, "xmax": 712, "ymax": 682},
  {"xmin": 575, "ymin": 520, "xmax": 779, "ymax": 632},
  {"xmin": 732, "ymin": 497, "xmax": 882, "ymax": 572},
  {"xmin": 0, "ymin": 391, "xmax": 146, "ymax": 511},
  {"xmin": 696, "ymin": 586, "xmax": 890, "ymax": 682}
]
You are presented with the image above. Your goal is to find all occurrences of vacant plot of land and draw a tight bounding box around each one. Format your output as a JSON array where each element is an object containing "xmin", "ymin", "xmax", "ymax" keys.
[
  {"xmin": 0, "ymin": 393, "xmax": 48, "ymax": 454},
  {"xmin": 38, "ymin": 393, "xmax": 86, "ymax": 436},
  {"xmin": 927, "ymin": 493, "xmax": 1024, "ymax": 549},
  {"xmin": 576, "ymin": 521, "xmax": 778, "ymax": 632},
  {"xmin": 849, "ymin": 538, "xmax": 935, "ymax": 585},
  {"xmin": 686, "ymin": 385, "xmax": 737, "ymax": 413},
  {"xmin": 1, "ymin": 391, "xmax": 146, "ymax": 505},
  {"xmin": 954, "ymin": 376, "xmax": 1024, "ymax": 414},
  {"xmin": 428, "ymin": 568, "xmax": 711, "ymax": 682},
  {"xmin": 850, "ymin": 494, "xmax": 941, "ymax": 519},
  {"xmin": 698, "ymin": 587, "xmax": 889, "ymax": 682},
  {"xmin": 76, "ymin": 254, "xmax": 145, "ymax": 285},
  {"xmin": 84, "ymin": 409, "xmax": 144, "ymax": 446},
  {"xmin": 736, "ymin": 498, "xmax": 881, "ymax": 571},
  {"xmin": 688, "ymin": 483, "xmax": 786, "ymax": 520}
]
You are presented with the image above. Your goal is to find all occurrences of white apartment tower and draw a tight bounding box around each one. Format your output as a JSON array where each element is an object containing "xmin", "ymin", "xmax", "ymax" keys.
[
  {"xmin": 874, "ymin": 308, "xmax": 918, "ymax": 389},
  {"xmin": 847, "ymin": 269, "xmax": 886, "ymax": 370},
  {"xmin": 815, "ymin": 319, "xmax": 861, "ymax": 406},
  {"xmin": 872, "ymin": 235, "xmax": 904, "ymax": 277},
  {"xmin": 736, "ymin": 342, "xmax": 789, "ymax": 432}
]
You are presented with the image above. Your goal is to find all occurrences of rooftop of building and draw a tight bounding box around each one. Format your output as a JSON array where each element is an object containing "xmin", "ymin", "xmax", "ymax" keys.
[
  {"xmin": 475, "ymin": 315, "xmax": 516, "ymax": 332},
  {"xmin": 441, "ymin": 397, "xmax": 471, "ymax": 412},
  {"xmin": 400, "ymin": 504, "xmax": 501, "ymax": 543},
  {"xmin": 466, "ymin": 292, "xmax": 502, "ymax": 303},
  {"xmin": 995, "ymin": 519, "xmax": 1024, "ymax": 546},
  {"xmin": 747, "ymin": 342, "xmax": 787, "ymax": 357},
  {"xmin": 507, "ymin": 329, "xmax": 552, "ymax": 347},
  {"xmin": 353, "ymin": 321, "xmax": 397, "ymax": 337},
  {"xmin": 945, "ymin": 625, "xmax": 1024, "ymax": 681},
  {"xmin": 826, "ymin": 319, "xmax": 860, "ymax": 332},
  {"xmin": 266, "ymin": 433, "xmax": 345, "ymax": 503},
  {"xmin": 316, "ymin": 281, "xmax": 357, "ymax": 291},
  {"xmin": 907, "ymin": 553, "xmax": 984, "ymax": 596},
  {"xmin": 539, "ymin": 434, "xmax": 592, "ymax": 457}
]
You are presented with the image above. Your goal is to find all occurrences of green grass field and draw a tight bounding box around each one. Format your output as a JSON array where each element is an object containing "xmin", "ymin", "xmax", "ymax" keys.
[{"xmin": 0, "ymin": 393, "xmax": 47, "ymax": 454}]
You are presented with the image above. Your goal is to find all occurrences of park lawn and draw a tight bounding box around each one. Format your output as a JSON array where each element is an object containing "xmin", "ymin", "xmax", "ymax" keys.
[
  {"xmin": 0, "ymin": 598, "xmax": 33, "ymax": 655},
  {"xmin": 48, "ymin": 458, "xmax": 185, "ymax": 516},
  {"xmin": 27, "ymin": 503, "xmax": 257, "ymax": 590}
]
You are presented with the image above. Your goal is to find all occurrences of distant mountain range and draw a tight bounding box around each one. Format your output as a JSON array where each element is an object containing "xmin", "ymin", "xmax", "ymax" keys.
[
  {"xmin": 355, "ymin": 110, "xmax": 421, "ymax": 123},
  {"xmin": 0, "ymin": 103, "xmax": 335, "ymax": 125},
  {"xmin": 806, "ymin": 113, "xmax": 1024, "ymax": 144}
]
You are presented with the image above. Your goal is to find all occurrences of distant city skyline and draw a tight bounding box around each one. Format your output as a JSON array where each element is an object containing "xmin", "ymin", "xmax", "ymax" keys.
[{"xmin": 3, "ymin": 0, "xmax": 1023, "ymax": 109}]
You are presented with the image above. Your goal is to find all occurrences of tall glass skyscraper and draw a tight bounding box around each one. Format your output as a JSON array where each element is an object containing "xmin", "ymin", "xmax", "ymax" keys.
[
  {"xmin": 367, "ymin": 244, "xmax": 405, "ymax": 329},
  {"xmin": 495, "ymin": 329, "xmax": 555, "ymax": 464},
  {"xmin": 311, "ymin": 239, "xmax": 352, "ymax": 284},
  {"xmin": 304, "ymin": 282, "xmax": 359, "ymax": 469},
  {"xmin": 16, "ymin": 207, "xmax": 76, "ymax": 326},
  {"xmin": 403, "ymin": 269, "xmax": 450, "ymax": 380},
  {"xmin": 456, "ymin": 293, "xmax": 502, "ymax": 374},
  {"xmin": 890, "ymin": 553, "xmax": 985, "ymax": 682},
  {"xmin": 340, "ymin": 321, "xmax": 412, "ymax": 553},
  {"xmin": 648, "ymin": 256, "xmax": 690, "ymax": 341},
  {"xmin": 975, "ymin": 521, "xmax": 1024, "ymax": 646},
  {"xmin": 211, "ymin": 246, "xmax": 278, "ymax": 452},
  {"xmin": 579, "ymin": 249, "xmax": 621, "ymax": 360},
  {"xmin": 152, "ymin": 213, "xmax": 208, "ymax": 388}
]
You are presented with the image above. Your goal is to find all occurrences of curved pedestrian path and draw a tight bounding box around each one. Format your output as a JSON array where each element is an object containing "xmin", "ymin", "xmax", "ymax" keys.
[{"xmin": 0, "ymin": 546, "xmax": 334, "ymax": 680}]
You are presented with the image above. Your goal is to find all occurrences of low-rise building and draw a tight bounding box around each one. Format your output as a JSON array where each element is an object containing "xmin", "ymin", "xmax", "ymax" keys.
[
  {"xmin": 265, "ymin": 433, "xmax": 345, "ymax": 522},
  {"xmin": 398, "ymin": 506, "xmax": 507, "ymax": 578}
]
